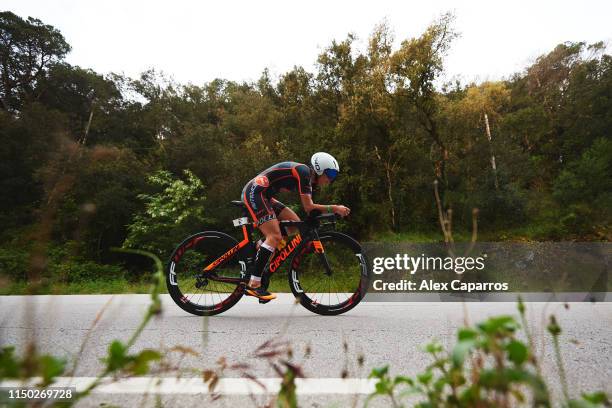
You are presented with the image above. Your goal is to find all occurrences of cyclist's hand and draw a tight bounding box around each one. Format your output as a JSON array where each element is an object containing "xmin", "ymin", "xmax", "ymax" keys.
[{"xmin": 333, "ymin": 205, "xmax": 351, "ymax": 217}]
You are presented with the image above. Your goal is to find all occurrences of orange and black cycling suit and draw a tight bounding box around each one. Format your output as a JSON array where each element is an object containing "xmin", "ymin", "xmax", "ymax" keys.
[{"xmin": 242, "ymin": 161, "xmax": 313, "ymax": 226}]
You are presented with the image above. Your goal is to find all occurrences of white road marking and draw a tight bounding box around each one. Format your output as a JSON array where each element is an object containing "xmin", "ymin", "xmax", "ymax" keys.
[{"xmin": 0, "ymin": 377, "xmax": 377, "ymax": 395}]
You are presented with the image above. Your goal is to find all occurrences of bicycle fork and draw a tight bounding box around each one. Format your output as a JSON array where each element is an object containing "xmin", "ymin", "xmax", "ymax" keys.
[{"xmin": 312, "ymin": 231, "xmax": 333, "ymax": 276}]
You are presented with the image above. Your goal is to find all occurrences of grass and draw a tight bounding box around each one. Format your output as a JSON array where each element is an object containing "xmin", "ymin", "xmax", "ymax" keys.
[
  {"xmin": 371, "ymin": 222, "xmax": 576, "ymax": 242},
  {"xmin": 0, "ymin": 279, "xmax": 159, "ymax": 295},
  {"xmin": 1, "ymin": 274, "xmax": 305, "ymax": 295},
  {"xmin": 1, "ymin": 266, "xmax": 362, "ymax": 296}
]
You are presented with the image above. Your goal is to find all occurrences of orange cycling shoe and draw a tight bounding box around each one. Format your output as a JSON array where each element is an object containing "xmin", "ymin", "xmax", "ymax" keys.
[{"xmin": 245, "ymin": 286, "xmax": 277, "ymax": 301}]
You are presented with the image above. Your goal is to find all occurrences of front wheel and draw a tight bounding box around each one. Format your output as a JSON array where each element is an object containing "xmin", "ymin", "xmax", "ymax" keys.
[{"xmin": 288, "ymin": 231, "xmax": 369, "ymax": 315}]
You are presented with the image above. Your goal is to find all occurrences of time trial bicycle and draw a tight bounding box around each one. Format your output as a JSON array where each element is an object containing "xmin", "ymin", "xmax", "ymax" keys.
[{"xmin": 166, "ymin": 201, "xmax": 369, "ymax": 316}]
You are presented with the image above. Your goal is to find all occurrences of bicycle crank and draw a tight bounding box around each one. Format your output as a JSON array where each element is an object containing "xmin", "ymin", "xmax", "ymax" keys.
[{"xmin": 194, "ymin": 275, "xmax": 209, "ymax": 289}]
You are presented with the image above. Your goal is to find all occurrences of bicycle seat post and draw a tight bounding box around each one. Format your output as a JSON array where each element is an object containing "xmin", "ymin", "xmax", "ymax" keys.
[{"xmin": 230, "ymin": 200, "xmax": 257, "ymax": 278}]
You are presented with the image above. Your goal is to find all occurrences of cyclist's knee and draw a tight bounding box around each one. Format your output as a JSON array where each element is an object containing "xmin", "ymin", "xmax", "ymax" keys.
[
  {"xmin": 278, "ymin": 207, "xmax": 300, "ymax": 222},
  {"xmin": 265, "ymin": 231, "xmax": 283, "ymax": 247}
]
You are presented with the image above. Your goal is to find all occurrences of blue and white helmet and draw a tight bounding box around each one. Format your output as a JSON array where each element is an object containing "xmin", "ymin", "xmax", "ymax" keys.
[{"xmin": 311, "ymin": 152, "xmax": 339, "ymax": 181}]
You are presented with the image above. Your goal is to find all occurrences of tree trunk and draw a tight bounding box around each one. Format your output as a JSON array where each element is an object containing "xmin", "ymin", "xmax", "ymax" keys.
[
  {"xmin": 483, "ymin": 113, "xmax": 500, "ymax": 191},
  {"xmin": 385, "ymin": 165, "xmax": 396, "ymax": 230},
  {"xmin": 374, "ymin": 145, "xmax": 396, "ymax": 230},
  {"xmin": 82, "ymin": 102, "xmax": 94, "ymax": 145}
]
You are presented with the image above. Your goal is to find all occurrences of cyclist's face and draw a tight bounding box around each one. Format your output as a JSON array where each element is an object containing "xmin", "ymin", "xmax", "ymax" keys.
[{"xmin": 317, "ymin": 174, "xmax": 332, "ymax": 186}]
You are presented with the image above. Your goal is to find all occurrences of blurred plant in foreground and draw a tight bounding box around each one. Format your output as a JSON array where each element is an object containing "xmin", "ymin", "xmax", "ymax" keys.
[
  {"xmin": 367, "ymin": 298, "xmax": 610, "ymax": 407},
  {"xmin": 0, "ymin": 248, "xmax": 305, "ymax": 407}
]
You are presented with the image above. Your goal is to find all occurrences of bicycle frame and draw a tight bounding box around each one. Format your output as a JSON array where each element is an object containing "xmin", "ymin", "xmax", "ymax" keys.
[
  {"xmin": 201, "ymin": 218, "xmax": 327, "ymax": 285},
  {"xmin": 202, "ymin": 224, "xmax": 252, "ymax": 273}
]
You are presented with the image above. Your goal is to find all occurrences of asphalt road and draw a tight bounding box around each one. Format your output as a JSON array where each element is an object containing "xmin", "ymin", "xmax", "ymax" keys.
[{"xmin": 1, "ymin": 294, "xmax": 610, "ymax": 407}]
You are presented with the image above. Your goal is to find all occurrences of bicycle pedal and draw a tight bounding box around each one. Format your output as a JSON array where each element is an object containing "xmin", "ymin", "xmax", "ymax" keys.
[{"xmin": 259, "ymin": 298, "xmax": 272, "ymax": 304}]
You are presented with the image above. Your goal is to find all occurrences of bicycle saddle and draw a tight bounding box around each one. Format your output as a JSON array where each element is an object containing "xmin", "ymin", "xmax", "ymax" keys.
[{"xmin": 230, "ymin": 200, "xmax": 246, "ymax": 208}]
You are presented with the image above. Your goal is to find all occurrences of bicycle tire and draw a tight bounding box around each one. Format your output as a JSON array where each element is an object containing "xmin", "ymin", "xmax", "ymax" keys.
[
  {"xmin": 288, "ymin": 231, "xmax": 369, "ymax": 315},
  {"xmin": 166, "ymin": 231, "xmax": 245, "ymax": 316}
]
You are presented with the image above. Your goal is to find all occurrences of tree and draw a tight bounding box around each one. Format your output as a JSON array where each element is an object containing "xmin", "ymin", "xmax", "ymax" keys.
[
  {"xmin": 0, "ymin": 104, "xmax": 67, "ymax": 229},
  {"xmin": 438, "ymin": 82, "xmax": 510, "ymax": 190},
  {"xmin": 553, "ymin": 138, "xmax": 612, "ymax": 236},
  {"xmin": 38, "ymin": 63, "xmax": 122, "ymax": 144},
  {"xmin": 49, "ymin": 145, "xmax": 149, "ymax": 260},
  {"xmin": 390, "ymin": 12, "xmax": 457, "ymax": 192},
  {"xmin": 0, "ymin": 11, "xmax": 70, "ymax": 111}
]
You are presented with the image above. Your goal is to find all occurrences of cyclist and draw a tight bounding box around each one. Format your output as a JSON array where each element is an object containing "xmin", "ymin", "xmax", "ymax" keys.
[{"xmin": 241, "ymin": 152, "xmax": 350, "ymax": 301}]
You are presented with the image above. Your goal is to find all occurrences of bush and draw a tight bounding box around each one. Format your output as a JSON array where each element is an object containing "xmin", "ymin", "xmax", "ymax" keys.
[
  {"xmin": 553, "ymin": 138, "xmax": 612, "ymax": 234},
  {"xmin": 0, "ymin": 247, "xmax": 30, "ymax": 281},
  {"xmin": 46, "ymin": 242, "xmax": 125, "ymax": 283},
  {"xmin": 123, "ymin": 169, "xmax": 212, "ymax": 257},
  {"xmin": 0, "ymin": 242, "xmax": 126, "ymax": 285},
  {"xmin": 367, "ymin": 299, "xmax": 610, "ymax": 407},
  {"xmin": 51, "ymin": 260, "xmax": 125, "ymax": 283}
]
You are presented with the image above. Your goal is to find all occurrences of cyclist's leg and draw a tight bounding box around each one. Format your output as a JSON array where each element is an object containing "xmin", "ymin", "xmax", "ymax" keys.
[
  {"xmin": 242, "ymin": 184, "xmax": 280, "ymax": 300},
  {"xmin": 244, "ymin": 218, "xmax": 280, "ymax": 301},
  {"xmin": 273, "ymin": 199, "xmax": 300, "ymax": 236},
  {"xmin": 250, "ymin": 218, "xmax": 282, "ymax": 288},
  {"xmin": 245, "ymin": 191, "xmax": 281, "ymax": 285},
  {"xmin": 242, "ymin": 182, "xmax": 265, "ymax": 250},
  {"xmin": 253, "ymin": 199, "xmax": 295, "ymax": 249}
]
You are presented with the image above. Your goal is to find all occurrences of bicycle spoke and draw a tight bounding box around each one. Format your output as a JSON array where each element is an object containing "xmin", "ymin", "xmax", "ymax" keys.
[
  {"xmin": 168, "ymin": 233, "xmax": 244, "ymax": 314},
  {"xmin": 293, "ymin": 233, "xmax": 366, "ymax": 313}
]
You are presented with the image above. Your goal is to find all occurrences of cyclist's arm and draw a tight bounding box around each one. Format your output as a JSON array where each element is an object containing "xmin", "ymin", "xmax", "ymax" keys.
[{"xmin": 299, "ymin": 194, "xmax": 337, "ymax": 215}]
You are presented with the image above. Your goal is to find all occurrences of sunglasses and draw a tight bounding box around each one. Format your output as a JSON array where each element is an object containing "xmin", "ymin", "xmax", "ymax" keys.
[{"xmin": 323, "ymin": 168, "xmax": 339, "ymax": 181}]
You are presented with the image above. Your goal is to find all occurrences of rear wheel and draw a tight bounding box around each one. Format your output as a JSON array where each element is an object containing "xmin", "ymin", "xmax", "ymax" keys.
[
  {"xmin": 166, "ymin": 231, "xmax": 245, "ymax": 316},
  {"xmin": 288, "ymin": 231, "xmax": 369, "ymax": 315}
]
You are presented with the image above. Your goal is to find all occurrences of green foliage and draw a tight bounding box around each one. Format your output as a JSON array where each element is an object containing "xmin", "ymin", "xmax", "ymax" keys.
[
  {"xmin": 0, "ymin": 346, "xmax": 66, "ymax": 387},
  {"xmin": 38, "ymin": 63, "xmax": 123, "ymax": 141},
  {"xmin": 276, "ymin": 362, "xmax": 300, "ymax": 408},
  {"xmin": 48, "ymin": 145, "xmax": 149, "ymax": 259},
  {"xmin": 0, "ymin": 279, "xmax": 155, "ymax": 295},
  {"xmin": 0, "ymin": 11, "xmax": 70, "ymax": 111},
  {"xmin": 553, "ymin": 138, "xmax": 612, "ymax": 234},
  {"xmin": 0, "ymin": 247, "xmax": 29, "ymax": 280},
  {"xmin": 102, "ymin": 340, "xmax": 161, "ymax": 375},
  {"xmin": 0, "ymin": 248, "xmax": 166, "ymax": 407},
  {"xmin": 1, "ymin": 10, "xmax": 611, "ymax": 284},
  {"xmin": 367, "ymin": 305, "xmax": 609, "ymax": 407},
  {"xmin": 123, "ymin": 169, "xmax": 212, "ymax": 257},
  {"xmin": 0, "ymin": 242, "xmax": 125, "ymax": 284},
  {"xmin": 0, "ymin": 104, "xmax": 68, "ymax": 229},
  {"xmin": 51, "ymin": 259, "xmax": 125, "ymax": 283},
  {"xmin": 71, "ymin": 248, "xmax": 166, "ymax": 403}
]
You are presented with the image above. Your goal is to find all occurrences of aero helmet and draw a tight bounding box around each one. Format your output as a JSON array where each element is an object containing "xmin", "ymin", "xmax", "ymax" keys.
[{"xmin": 311, "ymin": 152, "xmax": 339, "ymax": 181}]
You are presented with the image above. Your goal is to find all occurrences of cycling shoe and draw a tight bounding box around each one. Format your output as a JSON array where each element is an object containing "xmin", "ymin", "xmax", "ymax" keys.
[{"xmin": 245, "ymin": 286, "xmax": 277, "ymax": 301}]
